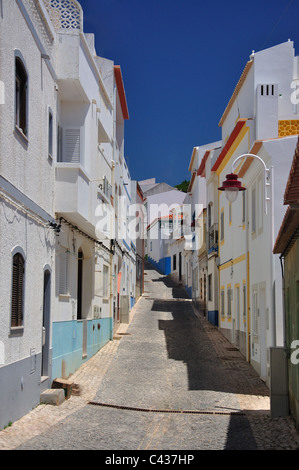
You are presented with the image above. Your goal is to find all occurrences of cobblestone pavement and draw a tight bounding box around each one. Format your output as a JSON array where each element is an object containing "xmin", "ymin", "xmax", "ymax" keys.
[{"xmin": 1, "ymin": 264, "xmax": 299, "ymax": 450}]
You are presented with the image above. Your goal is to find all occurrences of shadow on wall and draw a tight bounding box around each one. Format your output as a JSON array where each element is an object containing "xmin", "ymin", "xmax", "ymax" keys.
[{"xmin": 155, "ymin": 299, "xmax": 268, "ymax": 397}]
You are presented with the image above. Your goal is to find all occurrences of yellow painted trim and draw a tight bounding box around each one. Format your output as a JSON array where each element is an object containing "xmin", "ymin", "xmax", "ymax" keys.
[
  {"xmin": 219, "ymin": 253, "xmax": 246, "ymax": 272},
  {"xmin": 216, "ymin": 125, "xmax": 249, "ymax": 176}
]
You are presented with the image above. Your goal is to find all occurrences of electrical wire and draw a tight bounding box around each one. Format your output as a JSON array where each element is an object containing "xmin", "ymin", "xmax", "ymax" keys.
[{"xmin": 260, "ymin": 0, "xmax": 295, "ymax": 50}]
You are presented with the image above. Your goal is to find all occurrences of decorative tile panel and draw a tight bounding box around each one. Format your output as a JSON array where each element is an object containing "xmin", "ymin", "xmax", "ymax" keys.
[{"xmin": 278, "ymin": 120, "xmax": 299, "ymax": 137}]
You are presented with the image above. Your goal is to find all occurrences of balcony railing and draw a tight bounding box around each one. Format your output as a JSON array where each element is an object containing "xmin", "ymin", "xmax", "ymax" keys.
[{"xmin": 44, "ymin": 0, "xmax": 83, "ymax": 32}]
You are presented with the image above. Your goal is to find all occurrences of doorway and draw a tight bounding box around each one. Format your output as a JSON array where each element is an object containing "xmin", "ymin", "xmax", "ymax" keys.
[
  {"xmin": 234, "ymin": 285, "xmax": 240, "ymax": 348},
  {"xmin": 77, "ymin": 249, "xmax": 83, "ymax": 320},
  {"xmin": 179, "ymin": 252, "xmax": 182, "ymax": 283},
  {"xmin": 42, "ymin": 269, "xmax": 51, "ymax": 378}
]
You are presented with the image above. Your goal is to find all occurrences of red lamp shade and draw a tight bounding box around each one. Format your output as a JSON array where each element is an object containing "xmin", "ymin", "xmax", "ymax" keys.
[{"xmin": 218, "ymin": 173, "xmax": 246, "ymax": 203}]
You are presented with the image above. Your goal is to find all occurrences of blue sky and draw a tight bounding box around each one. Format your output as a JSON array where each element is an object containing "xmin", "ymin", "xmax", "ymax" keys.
[{"xmin": 79, "ymin": 0, "xmax": 299, "ymax": 187}]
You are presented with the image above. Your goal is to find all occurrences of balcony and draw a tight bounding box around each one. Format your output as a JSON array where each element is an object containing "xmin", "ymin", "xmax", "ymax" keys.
[
  {"xmin": 45, "ymin": 0, "xmax": 112, "ymax": 110},
  {"xmin": 55, "ymin": 162, "xmax": 94, "ymax": 232}
]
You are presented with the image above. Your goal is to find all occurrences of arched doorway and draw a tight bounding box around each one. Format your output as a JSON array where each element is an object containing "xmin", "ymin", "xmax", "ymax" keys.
[
  {"xmin": 42, "ymin": 269, "xmax": 51, "ymax": 378},
  {"xmin": 77, "ymin": 249, "xmax": 83, "ymax": 320}
]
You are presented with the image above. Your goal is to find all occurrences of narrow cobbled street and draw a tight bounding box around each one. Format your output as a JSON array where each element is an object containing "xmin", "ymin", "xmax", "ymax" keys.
[{"xmin": 1, "ymin": 264, "xmax": 299, "ymax": 451}]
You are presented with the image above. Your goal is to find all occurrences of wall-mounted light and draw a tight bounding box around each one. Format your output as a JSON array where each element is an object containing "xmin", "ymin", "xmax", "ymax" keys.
[{"xmin": 218, "ymin": 173, "xmax": 246, "ymax": 203}]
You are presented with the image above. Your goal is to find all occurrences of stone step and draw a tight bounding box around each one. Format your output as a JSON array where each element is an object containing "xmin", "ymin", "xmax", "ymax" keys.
[{"xmin": 40, "ymin": 389, "xmax": 65, "ymax": 406}]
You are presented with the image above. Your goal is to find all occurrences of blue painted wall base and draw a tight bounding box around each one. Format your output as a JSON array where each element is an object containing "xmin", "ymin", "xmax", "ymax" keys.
[
  {"xmin": 52, "ymin": 317, "xmax": 112, "ymax": 379},
  {"xmin": 148, "ymin": 256, "xmax": 171, "ymax": 275},
  {"xmin": 207, "ymin": 310, "xmax": 219, "ymax": 326}
]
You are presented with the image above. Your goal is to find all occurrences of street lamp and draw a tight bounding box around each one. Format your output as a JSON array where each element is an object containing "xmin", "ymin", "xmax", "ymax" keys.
[
  {"xmin": 218, "ymin": 173, "xmax": 246, "ymax": 203},
  {"xmin": 218, "ymin": 153, "xmax": 272, "ymax": 215},
  {"xmin": 218, "ymin": 152, "xmax": 275, "ymax": 356}
]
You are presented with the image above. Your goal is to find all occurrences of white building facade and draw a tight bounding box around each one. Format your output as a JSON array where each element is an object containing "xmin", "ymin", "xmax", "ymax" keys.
[
  {"xmin": 213, "ymin": 41, "xmax": 299, "ymax": 383},
  {"xmin": 0, "ymin": 0, "xmax": 141, "ymax": 429},
  {"xmin": 0, "ymin": 0, "xmax": 57, "ymax": 429}
]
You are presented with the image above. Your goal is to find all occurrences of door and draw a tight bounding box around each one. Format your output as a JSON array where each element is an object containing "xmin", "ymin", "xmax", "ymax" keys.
[
  {"xmin": 179, "ymin": 252, "xmax": 182, "ymax": 282},
  {"xmin": 42, "ymin": 270, "xmax": 51, "ymax": 378},
  {"xmin": 234, "ymin": 285, "xmax": 240, "ymax": 348},
  {"xmin": 259, "ymin": 287, "xmax": 267, "ymax": 378},
  {"xmin": 77, "ymin": 249, "xmax": 83, "ymax": 320}
]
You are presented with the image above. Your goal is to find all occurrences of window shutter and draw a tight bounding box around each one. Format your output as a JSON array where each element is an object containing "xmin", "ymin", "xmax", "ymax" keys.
[
  {"xmin": 62, "ymin": 127, "xmax": 81, "ymax": 163},
  {"xmin": 58, "ymin": 251, "xmax": 69, "ymax": 295},
  {"xmin": 253, "ymin": 291, "xmax": 259, "ymax": 336},
  {"xmin": 11, "ymin": 253, "xmax": 24, "ymax": 327}
]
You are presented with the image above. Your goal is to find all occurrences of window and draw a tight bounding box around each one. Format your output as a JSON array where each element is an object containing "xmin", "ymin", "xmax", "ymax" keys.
[
  {"xmin": 207, "ymin": 203, "xmax": 212, "ymax": 231},
  {"xmin": 220, "ymin": 210, "xmax": 224, "ymax": 242},
  {"xmin": 48, "ymin": 109, "xmax": 53, "ymax": 158},
  {"xmin": 252, "ymin": 290, "xmax": 259, "ymax": 336},
  {"xmin": 62, "ymin": 127, "xmax": 82, "ymax": 163},
  {"xmin": 103, "ymin": 265, "xmax": 109, "ymax": 298},
  {"xmin": 257, "ymin": 176, "xmax": 263, "ymax": 234},
  {"xmin": 227, "ymin": 287, "xmax": 232, "ymax": 317},
  {"xmin": 58, "ymin": 251, "xmax": 69, "ymax": 296},
  {"xmin": 57, "ymin": 124, "xmax": 62, "ymax": 162},
  {"xmin": 221, "ymin": 289, "xmax": 225, "ymax": 317},
  {"xmin": 242, "ymin": 191, "xmax": 246, "ymax": 224},
  {"xmin": 243, "ymin": 284, "xmax": 246, "ymax": 318},
  {"xmin": 208, "ymin": 274, "xmax": 212, "ymax": 301},
  {"xmin": 15, "ymin": 56, "xmax": 28, "ymax": 136},
  {"xmin": 252, "ymin": 187, "xmax": 256, "ymax": 233},
  {"xmin": 11, "ymin": 253, "xmax": 25, "ymax": 328}
]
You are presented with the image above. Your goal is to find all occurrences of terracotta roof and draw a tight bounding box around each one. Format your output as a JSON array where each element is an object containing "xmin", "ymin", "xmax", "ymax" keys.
[
  {"xmin": 218, "ymin": 60, "xmax": 253, "ymax": 127},
  {"xmin": 197, "ymin": 151, "xmax": 210, "ymax": 177},
  {"xmin": 237, "ymin": 141, "xmax": 263, "ymax": 178},
  {"xmin": 188, "ymin": 147, "xmax": 198, "ymax": 172},
  {"xmin": 273, "ymin": 136, "xmax": 299, "ymax": 255},
  {"xmin": 114, "ymin": 66, "xmax": 129, "ymax": 120},
  {"xmin": 212, "ymin": 119, "xmax": 247, "ymax": 172},
  {"xmin": 273, "ymin": 207, "xmax": 299, "ymax": 255},
  {"xmin": 284, "ymin": 136, "xmax": 299, "ymax": 205},
  {"xmin": 188, "ymin": 172, "xmax": 196, "ymax": 192}
]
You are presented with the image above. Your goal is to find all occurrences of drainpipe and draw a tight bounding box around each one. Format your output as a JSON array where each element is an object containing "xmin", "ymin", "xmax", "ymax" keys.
[
  {"xmin": 246, "ymin": 191, "xmax": 250, "ymax": 363},
  {"xmin": 110, "ymin": 159, "xmax": 116, "ymax": 339},
  {"xmin": 269, "ymin": 165, "xmax": 276, "ymax": 348}
]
